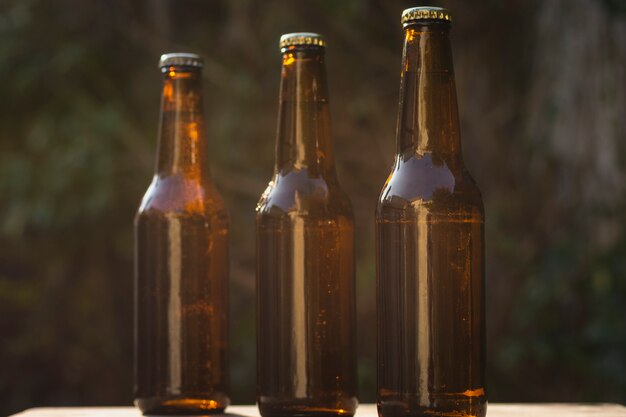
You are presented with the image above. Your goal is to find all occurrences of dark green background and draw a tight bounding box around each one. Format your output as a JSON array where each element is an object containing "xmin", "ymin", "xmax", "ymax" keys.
[{"xmin": 1, "ymin": 0, "xmax": 625, "ymax": 415}]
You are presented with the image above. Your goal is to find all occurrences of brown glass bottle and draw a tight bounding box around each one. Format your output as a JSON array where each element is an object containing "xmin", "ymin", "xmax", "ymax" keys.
[
  {"xmin": 376, "ymin": 8, "xmax": 486, "ymax": 417},
  {"xmin": 256, "ymin": 33, "xmax": 358, "ymax": 417},
  {"xmin": 134, "ymin": 53, "xmax": 229, "ymax": 415}
]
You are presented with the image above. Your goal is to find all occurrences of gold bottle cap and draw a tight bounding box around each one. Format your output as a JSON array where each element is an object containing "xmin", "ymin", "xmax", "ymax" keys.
[
  {"xmin": 401, "ymin": 6, "xmax": 452, "ymax": 26},
  {"xmin": 159, "ymin": 53, "xmax": 204, "ymax": 69},
  {"xmin": 279, "ymin": 32, "xmax": 326, "ymax": 51}
]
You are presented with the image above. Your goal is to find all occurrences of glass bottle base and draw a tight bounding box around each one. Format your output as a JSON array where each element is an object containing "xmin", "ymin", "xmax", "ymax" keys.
[
  {"xmin": 258, "ymin": 397, "xmax": 358, "ymax": 417},
  {"xmin": 377, "ymin": 398, "xmax": 487, "ymax": 417},
  {"xmin": 135, "ymin": 394, "xmax": 229, "ymax": 415}
]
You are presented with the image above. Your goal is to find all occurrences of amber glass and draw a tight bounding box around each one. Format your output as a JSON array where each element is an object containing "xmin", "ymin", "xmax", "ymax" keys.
[
  {"xmin": 134, "ymin": 63, "xmax": 229, "ymax": 415},
  {"xmin": 376, "ymin": 20, "xmax": 487, "ymax": 417},
  {"xmin": 256, "ymin": 42, "xmax": 358, "ymax": 417}
]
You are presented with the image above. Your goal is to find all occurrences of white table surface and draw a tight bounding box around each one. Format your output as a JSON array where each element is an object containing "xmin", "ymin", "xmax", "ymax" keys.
[{"xmin": 11, "ymin": 403, "xmax": 626, "ymax": 417}]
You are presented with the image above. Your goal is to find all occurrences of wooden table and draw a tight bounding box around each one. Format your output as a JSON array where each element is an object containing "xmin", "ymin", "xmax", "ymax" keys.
[{"xmin": 11, "ymin": 404, "xmax": 626, "ymax": 417}]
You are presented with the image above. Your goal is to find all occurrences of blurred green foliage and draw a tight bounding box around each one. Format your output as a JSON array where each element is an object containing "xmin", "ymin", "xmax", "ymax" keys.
[{"xmin": 1, "ymin": 0, "xmax": 625, "ymax": 415}]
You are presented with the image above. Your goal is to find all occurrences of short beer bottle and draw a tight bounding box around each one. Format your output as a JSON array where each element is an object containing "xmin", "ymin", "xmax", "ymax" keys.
[
  {"xmin": 376, "ymin": 8, "xmax": 487, "ymax": 417},
  {"xmin": 134, "ymin": 53, "xmax": 230, "ymax": 415},
  {"xmin": 256, "ymin": 33, "xmax": 358, "ymax": 417}
]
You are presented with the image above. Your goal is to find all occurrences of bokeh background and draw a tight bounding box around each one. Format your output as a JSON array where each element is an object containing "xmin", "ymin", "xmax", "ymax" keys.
[{"xmin": 1, "ymin": 0, "xmax": 626, "ymax": 414}]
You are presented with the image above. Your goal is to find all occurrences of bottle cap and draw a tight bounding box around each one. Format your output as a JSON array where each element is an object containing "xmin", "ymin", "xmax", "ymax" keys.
[
  {"xmin": 279, "ymin": 32, "xmax": 326, "ymax": 51},
  {"xmin": 158, "ymin": 53, "xmax": 204, "ymax": 70},
  {"xmin": 401, "ymin": 7, "xmax": 452, "ymax": 27}
]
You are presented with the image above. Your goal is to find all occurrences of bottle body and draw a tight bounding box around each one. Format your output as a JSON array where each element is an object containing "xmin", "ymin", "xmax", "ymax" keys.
[
  {"xmin": 376, "ymin": 11, "xmax": 486, "ymax": 417},
  {"xmin": 256, "ymin": 35, "xmax": 358, "ymax": 417},
  {"xmin": 376, "ymin": 161, "xmax": 486, "ymax": 417},
  {"xmin": 134, "ymin": 56, "xmax": 229, "ymax": 415},
  {"xmin": 135, "ymin": 190, "xmax": 229, "ymax": 415},
  {"xmin": 256, "ymin": 175, "xmax": 357, "ymax": 417}
]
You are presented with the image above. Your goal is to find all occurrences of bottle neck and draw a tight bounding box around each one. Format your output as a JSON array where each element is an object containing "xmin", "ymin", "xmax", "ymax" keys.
[
  {"xmin": 275, "ymin": 47, "xmax": 334, "ymax": 175},
  {"xmin": 155, "ymin": 67, "xmax": 209, "ymax": 179},
  {"xmin": 396, "ymin": 23, "xmax": 462, "ymax": 163}
]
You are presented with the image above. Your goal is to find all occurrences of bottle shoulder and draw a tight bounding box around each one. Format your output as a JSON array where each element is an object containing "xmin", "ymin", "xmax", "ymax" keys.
[
  {"xmin": 256, "ymin": 169, "xmax": 353, "ymax": 219},
  {"xmin": 137, "ymin": 175, "xmax": 228, "ymax": 219},
  {"xmin": 377, "ymin": 154, "xmax": 483, "ymax": 219}
]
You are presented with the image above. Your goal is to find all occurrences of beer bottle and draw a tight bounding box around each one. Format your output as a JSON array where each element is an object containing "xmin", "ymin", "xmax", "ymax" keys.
[
  {"xmin": 134, "ymin": 53, "xmax": 229, "ymax": 415},
  {"xmin": 376, "ymin": 8, "xmax": 487, "ymax": 417},
  {"xmin": 256, "ymin": 33, "xmax": 358, "ymax": 417}
]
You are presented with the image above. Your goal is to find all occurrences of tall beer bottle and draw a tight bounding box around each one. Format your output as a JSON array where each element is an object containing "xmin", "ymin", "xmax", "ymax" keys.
[
  {"xmin": 134, "ymin": 53, "xmax": 229, "ymax": 415},
  {"xmin": 376, "ymin": 8, "xmax": 486, "ymax": 417},
  {"xmin": 256, "ymin": 33, "xmax": 358, "ymax": 417}
]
